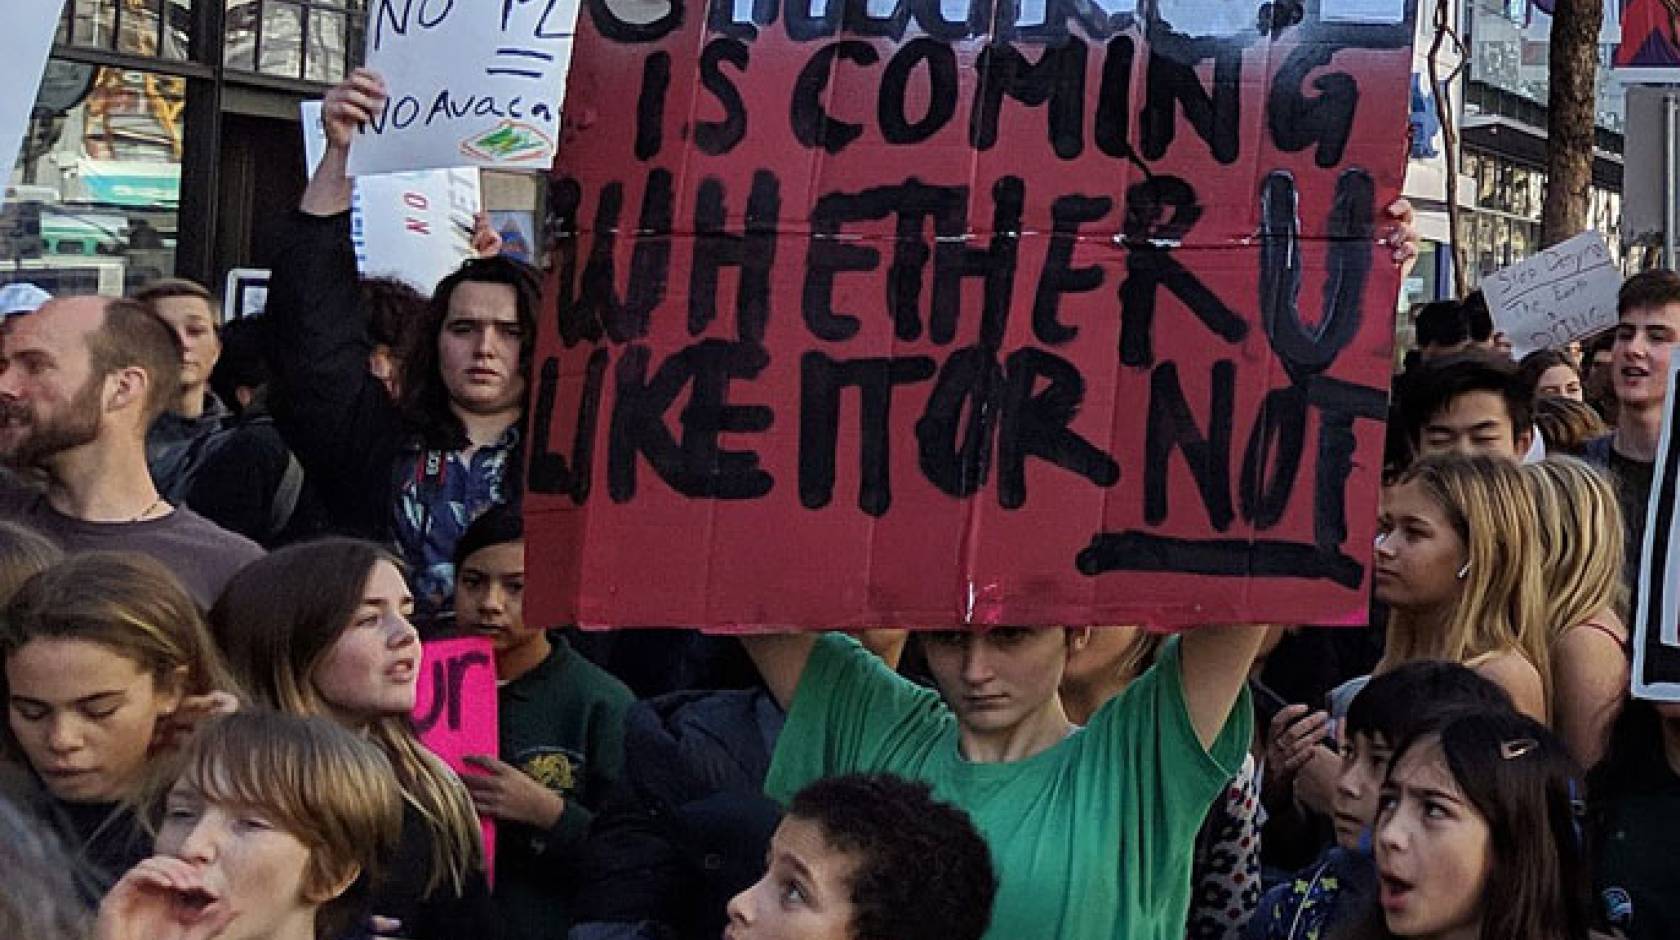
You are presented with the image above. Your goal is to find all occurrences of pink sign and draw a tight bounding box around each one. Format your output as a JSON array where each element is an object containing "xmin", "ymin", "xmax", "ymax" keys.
[{"xmin": 411, "ymin": 636, "xmax": 499, "ymax": 881}]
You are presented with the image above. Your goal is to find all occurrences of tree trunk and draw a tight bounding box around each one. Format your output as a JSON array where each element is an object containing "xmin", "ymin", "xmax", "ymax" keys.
[{"xmin": 1543, "ymin": 0, "xmax": 1603, "ymax": 248}]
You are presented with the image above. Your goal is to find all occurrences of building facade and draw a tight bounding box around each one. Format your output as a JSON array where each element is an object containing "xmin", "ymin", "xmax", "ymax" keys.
[{"xmin": 3, "ymin": 0, "xmax": 539, "ymax": 305}]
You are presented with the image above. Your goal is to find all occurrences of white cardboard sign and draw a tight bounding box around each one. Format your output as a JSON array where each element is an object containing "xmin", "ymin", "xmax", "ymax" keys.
[
  {"xmin": 1633, "ymin": 357, "xmax": 1680, "ymax": 700},
  {"xmin": 2, "ymin": 2, "xmax": 67, "ymax": 182},
  {"xmin": 1483, "ymin": 230, "xmax": 1621, "ymax": 357},
  {"xmin": 346, "ymin": 0, "xmax": 578, "ymax": 176},
  {"xmin": 303, "ymin": 101, "xmax": 480, "ymax": 293}
]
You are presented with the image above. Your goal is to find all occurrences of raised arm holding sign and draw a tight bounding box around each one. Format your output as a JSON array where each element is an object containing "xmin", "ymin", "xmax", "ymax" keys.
[{"xmin": 347, "ymin": 0, "xmax": 576, "ymax": 175}]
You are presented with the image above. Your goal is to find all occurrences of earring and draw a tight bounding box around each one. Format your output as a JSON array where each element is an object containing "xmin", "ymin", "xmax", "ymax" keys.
[{"xmin": 1456, "ymin": 561, "xmax": 1470, "ymax": 580}]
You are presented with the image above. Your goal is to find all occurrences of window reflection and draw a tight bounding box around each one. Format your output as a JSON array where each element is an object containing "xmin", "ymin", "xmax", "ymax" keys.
[
  {"xmin": 64, "ymin": 0, "xmax": 193, "ymax": 61},
  {"xmin": 3, "ymin": 65, "xmax": 181, "ymax": 296},
  {"xmin": 225, "ymin": 0, "xmax": 363, "ymax": 83}
]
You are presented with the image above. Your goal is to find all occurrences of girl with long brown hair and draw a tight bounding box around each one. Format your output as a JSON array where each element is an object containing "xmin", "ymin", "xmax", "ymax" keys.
[{"xmin": 209, "ymin": 537, "xmax": 493, "ymax": 940}]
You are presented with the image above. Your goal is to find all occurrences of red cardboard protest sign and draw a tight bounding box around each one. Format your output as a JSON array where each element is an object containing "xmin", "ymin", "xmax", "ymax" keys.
[
  {"xmin": 412, "ymin": 636, "xmax": 498, "ymax": 880},
  {"xmin": 527, "ymin": 0, "xmax": 1417, "ymax": 630}
]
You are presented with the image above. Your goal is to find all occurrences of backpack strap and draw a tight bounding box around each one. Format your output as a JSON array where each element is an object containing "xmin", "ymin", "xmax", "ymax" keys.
[{"xmin": 267, "ymin": 451, "xmax": 306, "ymax": 540}]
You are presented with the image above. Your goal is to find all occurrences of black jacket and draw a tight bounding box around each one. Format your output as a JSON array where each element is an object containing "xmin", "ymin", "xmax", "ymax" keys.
[
  {"xmin": 266, "ymin": 210, "xmax": 411, "ymax": 544},
  {"xmin": 570, "ymin": 689, "xmax": 785, "ymax": 940},
  {"xmin": 341, "ymin": 802, "xmax": 501, "ymax": 940},
  {"xmin": 180, "ymin": 396, "xmax": 328, "ymax": 548}
]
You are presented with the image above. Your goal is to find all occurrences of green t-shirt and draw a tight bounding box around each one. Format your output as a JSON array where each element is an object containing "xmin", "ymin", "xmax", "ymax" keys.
[{"xmin": 765, "ymin": 633, "xmax": 1252, "ymax": 940}]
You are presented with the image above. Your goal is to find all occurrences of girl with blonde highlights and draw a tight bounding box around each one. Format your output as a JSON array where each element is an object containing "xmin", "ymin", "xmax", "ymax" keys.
[
  {"xmin": 1522, "ymin": 457, "xmax": 1627, "ymax": 767},
  {"xmin": 0, "ymin": 552, "xmax": 239, "ymax": 889},
  {"xmin": 208, "ymin": 538, "xmax": 491, "ymax": 939},
  {"xmin": 1373, "ymin": 454, "xmax": 1550, "ymax": 721},
  {"xmin": 98, "ymin": 710, "xmax": 404, "ymax": 940}
]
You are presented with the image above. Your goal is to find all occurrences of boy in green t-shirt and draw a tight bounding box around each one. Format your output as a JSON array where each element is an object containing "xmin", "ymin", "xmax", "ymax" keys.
[{"xmin": 743, "ymin": 624, "xmax": 1267, "ymax": 940}]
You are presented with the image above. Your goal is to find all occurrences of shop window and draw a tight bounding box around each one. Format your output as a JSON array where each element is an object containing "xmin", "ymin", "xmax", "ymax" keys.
[
  {"xmin": 225, "ymin": 0, "xmax": 364, "ymax": 83},
  {"xmin": 61, "ymin": 0, "xmax": 194, "ymax": 61},
  {"xmin": 2, "ymin": 63, "xmax": 181, "ymax": 297}
]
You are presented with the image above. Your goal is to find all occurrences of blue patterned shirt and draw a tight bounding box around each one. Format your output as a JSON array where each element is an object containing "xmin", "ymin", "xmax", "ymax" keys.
[{"xmin": 391, "ymin": 425, "xmax": 520, "ymax": 620}]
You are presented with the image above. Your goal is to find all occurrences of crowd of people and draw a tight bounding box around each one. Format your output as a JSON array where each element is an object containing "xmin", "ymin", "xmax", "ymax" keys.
[{"xmin": 0, "ymin": 66, "xmax": 1677, "ymax": 940}]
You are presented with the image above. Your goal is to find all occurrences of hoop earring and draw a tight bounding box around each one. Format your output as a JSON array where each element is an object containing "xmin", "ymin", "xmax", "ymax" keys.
[{"xmin": 1456, "ymin": 561, "xmax": 1470, "ymax": 580}]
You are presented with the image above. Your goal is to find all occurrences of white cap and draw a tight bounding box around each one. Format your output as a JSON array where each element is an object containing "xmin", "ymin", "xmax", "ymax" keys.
[{"xmin": 0, "ymin": 283, "xmax": 51, "ymax": 316}]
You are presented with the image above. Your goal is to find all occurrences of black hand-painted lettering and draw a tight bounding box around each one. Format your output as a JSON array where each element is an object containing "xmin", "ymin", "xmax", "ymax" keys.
[
  {"xmin": 690, "ymin": 171, "xmax": 781, "ymax": 344},
  {"xmin": 1266, "ymin": 43, "xmax": 1358, "ymax": 168},
  {"xmin": 879, "ymin": 38, "xmax": 959, "ymax": 145},
  {"xmin": 707, "ymin": 0, "xmax": 776, "ymax": 39},
  {"xmin": 907, "ymin": 0, "xmax": 991, "ymax": 39},
  {"xmin": 568, "ymin": 170, "xmax": 674, "ymax": 344},
  {"xmin": 886, "ymin": 182, "xmax": 970, "ymax": 342},
  {"xmin": 791, "ymin": 41, "xmax": 879, "ymax": 153},
  {"xmin": 1145, "ymin": 360, "xmax": 1235, "ymax": 530},
  {"xmin": 1075, "ymin": 533, "xmax": 1364, "ymax": 587},
  {"xmin": 608, "ymin": 341, "xmax": 775, "ymax": 501},
  {"xmin": 527, "ymin": 351, "xmax": 610, "ymax": 502},
  {"xmin": 970, "ymin": 39, "xmax": 1087, "ymax": 159},
  {"xmin": 931, "ymin": 177, "xmax": 1023, "ymax": 348},
  {"xmin": 1032, "ymin": 194, "xmax": 1112, "ymax": 345},
  {"xmin": 997, "ymin": 347, "xmax": 1120, "ymax": 509},
  {"xmin": 803, "ymin": 186, "xmax": 898, "ymax": 341},
  {"xmin": 1093, "ymin": 36, "xmax": 1138, "ymax": 161},
  {"xmin": 635, "ymin": 51, "xmax": 671, "ymax": 161},
  {"xmin": 697, "ymin": 38, "xmax": 750, "ymax": 155},
  {"xmin": 1258, "ymin": 169, "xmax": 1373, "ymax": 383},
  {"xmin": 844, "ymin": 0, "xmax": 912, "ymax": 38},
  {"xmin": 1140, "ymin": 39, "xmax": 1243, "ymax": 165},
  {"xmin": 915, "ymin": 345, "xmax": 1003, "ymax": 497},
  {"xmin": 1237, "ymin": 384, "xmax": 1307, "ymax": 528},
  {"xmin": 799, "ymin": 352, "xmax": 938, "ymax": 515},
  {"xmin": 1306, "ymin": 374, "xmax": 1386, "ymax": 550},
  {"xmin": 546, "ymin": 177, "xmax": 602, "ymax": 347},
  {"xmin": 786, "ymin": 0, "xmax": 844, "ymax": 41},
  {"xmin": 1117, "ymin": 176, "xmax": 1248, "ymax": 366}
]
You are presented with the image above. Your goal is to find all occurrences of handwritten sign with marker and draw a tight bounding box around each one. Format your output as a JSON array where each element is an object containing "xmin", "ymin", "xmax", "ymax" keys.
[
  {"xmin": 1484, "ymin": 231, "xmax": 1621, "ymax": 357},
  {"xmin": 411, "ymin": 636, "xmax": 499, "ymax": 880},
  {"xmin": 349, "ymin": 0, "xmax": 579, "ymax": 175},
  {"xmin": 304, "ymin": 101, "xmax": 482, "ymax": 291},
  {"xmin": 528, "ymin": 0, "xmax": 1421, "ymax": 631}
]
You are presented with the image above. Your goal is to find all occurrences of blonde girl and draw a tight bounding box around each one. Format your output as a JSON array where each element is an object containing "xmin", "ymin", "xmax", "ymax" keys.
[
  {"xmin": 1373, "ymin": 454, "xmax": 1550, "ymax": 721},
  {"xmin": 208, "ymin": 538, "xmax": 491, "ymax": 940},
  {"xmin": 0, "ymin": 552, "xmax": 239, "ymax": 888},
  {"xmin": 1522, "ymin": 457, "xmax": 1627, "ymax": 768}
]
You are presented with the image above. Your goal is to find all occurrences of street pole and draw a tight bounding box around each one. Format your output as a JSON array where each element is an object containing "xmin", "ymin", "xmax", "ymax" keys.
[{"xmin": 1666, "ymin": 91, "xmax": 1678, "ymax": 271}]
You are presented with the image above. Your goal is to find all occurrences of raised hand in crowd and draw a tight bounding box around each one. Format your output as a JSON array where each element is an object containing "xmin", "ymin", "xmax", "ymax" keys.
[
  {"xmin": 471, "ymin": 211, "xmax": 503, "ymax": 258},
  {"xmin": 1266, "ymin": 704, "xmax": 1330, "ymax": 781},
  {"xmin": 302, "ymin": 67, "xmax": 386, "ymax": 216},
  {"xmin": 1265, "ymin": 703, "xmax": 1338, "ymax": 816}
]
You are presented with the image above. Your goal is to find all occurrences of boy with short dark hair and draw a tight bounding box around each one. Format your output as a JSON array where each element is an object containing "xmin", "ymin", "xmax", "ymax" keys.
[
  {"xmin": 1399, "ymin": 354, "xmax": 1533, "ymax": 462},
  {"xmin": 727, "ymin": 773, "xmax": 998, "ymax": 940},
  {"xmin": 1244, "ymin": 662, "xmax": 1513, "ymax": 940},
  {"xmin": 451, "ymin": 505, "xmax": 634, "ymax": 940},
  {"xmin": 1585, "ymin": 269, "xmax": 1680, "ymax": 593}
]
